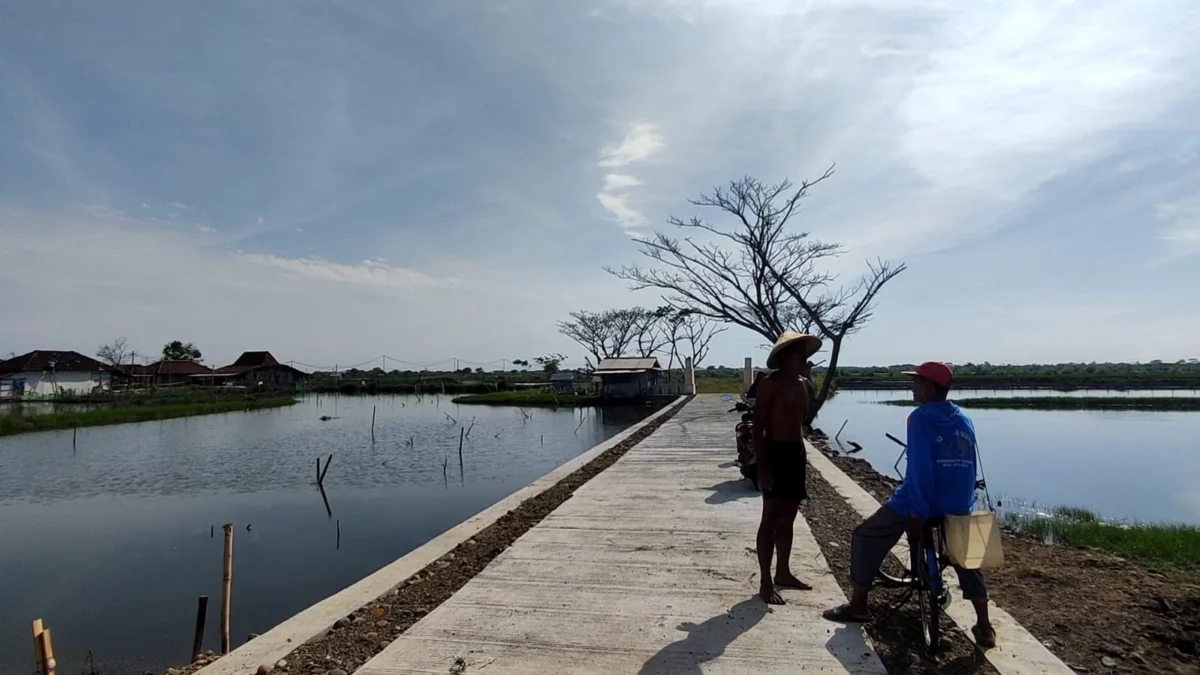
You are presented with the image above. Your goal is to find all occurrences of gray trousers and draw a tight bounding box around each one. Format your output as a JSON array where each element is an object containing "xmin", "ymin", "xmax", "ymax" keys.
[{"xmin": 850, "ymin": 505, "xmax": 988, "ymax": 601}]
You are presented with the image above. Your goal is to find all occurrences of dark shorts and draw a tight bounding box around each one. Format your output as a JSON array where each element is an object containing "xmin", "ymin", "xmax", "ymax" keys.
[
  {"xmin": 762, "ymin": 439, "xmax": 808, "ymax": 501},
  {"xmin": 850, "ymin": 505, "xmax": 988, "ymax": 601}
]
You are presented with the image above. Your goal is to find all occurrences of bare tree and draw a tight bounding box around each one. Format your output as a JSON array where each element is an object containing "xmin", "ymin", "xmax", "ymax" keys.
[
  {"xmin": 607, "ymin": 168, "xmax": 841, "ymax": 342},
  {"xmin": 766, "ymin": 258, "xmax": 905, "ymax": 409},
  {"xmin": 631, "ymin": 306, "xmax": 672, "ymax": 359},
  {"xmin": 557, "ymin": 308, "xmax": 644, "ymax": 369},
  {"xmin": 96, "ymin": 336, "xmax": 131, "ymax": 366},
  {"xmin": 609, "ymin": 167, "xmax": 906, "ymax": 413},
  {"xmin": 677, "ymin": 311, "xmax": 727, "ymax": 367}
]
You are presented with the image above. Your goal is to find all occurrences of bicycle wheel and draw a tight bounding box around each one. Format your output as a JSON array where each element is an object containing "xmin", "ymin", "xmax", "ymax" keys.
[{"xmin": 914, "ymin": 535, "xmax": 941, "ymax": 654}]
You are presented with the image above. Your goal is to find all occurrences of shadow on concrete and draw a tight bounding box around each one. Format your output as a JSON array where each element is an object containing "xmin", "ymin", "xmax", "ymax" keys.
[
  {"xmin": 824, "ymin": 623, "xmax": 887, "ymax": 673},
  {"xmin": 717, "ymin": 460, "xmax": 737, "ymax": 469},
  {"xmin": 703, "ymin": 478, "xmax": 759, "ymax": 504},
  {"xmin": 637, "ymin": 597, "xmax": 768, "ymax": 675}
]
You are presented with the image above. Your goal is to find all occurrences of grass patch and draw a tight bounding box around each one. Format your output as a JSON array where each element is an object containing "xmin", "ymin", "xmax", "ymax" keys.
[
  {"xmin": 0, "ymin": 397, "xmax": 298, "ymax": 437},
  {"xmin": 452, "ymin": 390, "xmax": 603, "ymax": 407},
  {"xmin": 1004, "ymin": 508, "xmax": 1200, "ymax": 575},
  {"xmin": 879, "ymin": 396, "xmax": 1200, "ymax": 411},
  {"xmin": 695, "ymin": 376, "xmax": 744, "ymax": 394}
]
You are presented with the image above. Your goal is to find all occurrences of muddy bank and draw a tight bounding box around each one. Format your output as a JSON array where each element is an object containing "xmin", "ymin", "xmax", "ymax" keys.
[
  {"xmin": 169, "ymin": 397, "xmax": 689, "ymax": 675},
  {"xmin": 808, "ymin": 431, "xmax": 1200, "ymax": 674}
]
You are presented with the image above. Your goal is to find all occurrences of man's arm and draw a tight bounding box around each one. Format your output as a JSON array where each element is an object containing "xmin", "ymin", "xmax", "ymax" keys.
[
  {"xmin": 904, "ymin": 412, "xmax": 935, "ymax": 521},
  {"xmin": 752, "ymin": 378, "xmax": 774, "ymax": 487}
]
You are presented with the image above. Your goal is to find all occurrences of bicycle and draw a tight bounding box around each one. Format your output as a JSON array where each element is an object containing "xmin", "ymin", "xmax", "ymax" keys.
[{"xmin": 874, "ymin": 432, "xmax": 989, "ymax": 655}]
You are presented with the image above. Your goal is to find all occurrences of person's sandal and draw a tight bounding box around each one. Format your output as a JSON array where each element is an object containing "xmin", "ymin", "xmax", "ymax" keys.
[
  {"xmin": 972, "ymin": 624, "xmax": 997, "ymax": 650},
  {"xmin": 822, "ymin": 604, "xmax": 869, "ymax": 623}
]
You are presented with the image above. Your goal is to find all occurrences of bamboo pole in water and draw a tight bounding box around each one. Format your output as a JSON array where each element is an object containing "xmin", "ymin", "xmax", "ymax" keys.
[
  {"xmin": 371, "ymin": 405, "xmax": 376, "ymax": 442},
  {"xmin": 31, "ymin": 619, "xmax": 44, "ymax": 675},
  {"xmin": 38, "ymin": 629, "xmax": 55, "ymax": 675},
  {"xmin": 458, "ymin": 427, "xmax": 465, "ymax": 475},
  {"xmin": 221, "ymin": 524, "xmax": 234, "ymax": 654}
]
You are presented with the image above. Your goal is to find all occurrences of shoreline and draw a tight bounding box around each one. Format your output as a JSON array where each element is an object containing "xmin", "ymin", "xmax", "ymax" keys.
[
  {"xmin": 175, "ymin": 396, "xmax": 690, "ymax": 675},
  {"xmin": 0, "ymin": 396, "xmax": 298, "ymax": 438},
  {"xmin": 804, "ymin": 428, "xmax": 1200, "ymax": 673},
  {"xmin": 450, "ymin": 391, "xmax": 604, "ymax": 407}
]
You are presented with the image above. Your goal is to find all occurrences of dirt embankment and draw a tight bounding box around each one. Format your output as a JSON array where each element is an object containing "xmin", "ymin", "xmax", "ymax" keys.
[{"xmin": 805, "ymin": 430, "xmax": 1200, "ymax": 675}]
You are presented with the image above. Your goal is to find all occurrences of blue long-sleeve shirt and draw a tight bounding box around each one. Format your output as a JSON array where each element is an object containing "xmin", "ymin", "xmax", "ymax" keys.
[{"xmin": 887, "ymin": 401, "xmax": 978, "ymax": 520}]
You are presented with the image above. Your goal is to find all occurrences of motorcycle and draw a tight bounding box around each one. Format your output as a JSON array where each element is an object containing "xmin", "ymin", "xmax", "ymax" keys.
[{"xmin": 730, "ymin": 400, "xmax": 759, "ymax": 489}]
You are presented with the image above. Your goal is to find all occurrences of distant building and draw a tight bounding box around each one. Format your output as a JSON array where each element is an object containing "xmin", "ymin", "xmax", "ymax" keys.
[
  {"xmin": 594, "ymin": 357, "xmax": 663, "ymax": 400},
  {"xmin": 550, "ymin": 372, "xmax": 576, "ymax": 393},
  {"xmin": 129, "ymin": 359, "xmax": 216, "ymax": 387},
  {"xmin": 0, "ymin": 350, "xmax": 118, "ymax": 400},
  {"xmin": 212, "ymin": 351, "xmax": 308, "ymax": 387}
]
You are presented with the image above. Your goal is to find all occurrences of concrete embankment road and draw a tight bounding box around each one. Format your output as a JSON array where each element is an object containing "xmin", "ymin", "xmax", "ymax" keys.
[{"xmin": 358, "ymin": 395, "xmax": 885, "ymax": 674}]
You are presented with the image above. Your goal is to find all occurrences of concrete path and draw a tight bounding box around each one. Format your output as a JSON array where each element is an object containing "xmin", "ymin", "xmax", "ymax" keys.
[{"xmin": 359, "ymin": 395, "xmax": 885, "ymax": 675}]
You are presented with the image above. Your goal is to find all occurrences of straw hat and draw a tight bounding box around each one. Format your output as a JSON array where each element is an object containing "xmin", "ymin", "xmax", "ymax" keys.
[{"xmin": 766, "ymin": 331, "xmax": 823, "ymax": 369}]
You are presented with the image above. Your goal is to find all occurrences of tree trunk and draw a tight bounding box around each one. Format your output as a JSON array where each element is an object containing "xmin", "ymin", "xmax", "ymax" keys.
[{"xmin": 812, "ymin": 334, "xmax": 843, "ymax": 416}]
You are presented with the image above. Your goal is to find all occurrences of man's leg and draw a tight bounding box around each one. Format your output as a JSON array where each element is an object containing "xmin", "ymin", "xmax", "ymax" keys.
[
  {"xmin": 757, "ymin": 498, "xmax": 785, "ymax": 605},
  {"xmin": 955, "ymin": 567, "xmax": 996, "ymax": 648},
  {"xmin": 773, "ymin": 500, "xmax": 813, "ymax": 590},
  {"xmin": 825, "ymin": 506, "xmax": 906, "ymax": 620}
]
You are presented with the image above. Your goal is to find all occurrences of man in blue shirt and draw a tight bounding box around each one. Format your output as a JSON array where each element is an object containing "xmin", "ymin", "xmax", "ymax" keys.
[{"xmin": 822, "ymin": 361, "xmax": 996, "ymax": 649}]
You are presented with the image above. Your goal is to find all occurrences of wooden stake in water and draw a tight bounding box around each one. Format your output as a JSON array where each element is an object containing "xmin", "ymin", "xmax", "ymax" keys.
[
  {"xmin": 72, "ymin": 428, "xmax": 77, "ymax": 449},
  {"xmin": 191, "ymin": 596, "xmax": 209, "ymax": 662},
  {"xmin": 371, "ymin": 405, "xmax": 376, "ymax": 442},
  {"xmin": 336, "ymin": 519, "xmax": 341, "ymax": 549},
  {"xmin": 221, "ymin": 524, "xmax": 234, "ymax": 654},
  {"xmin": 458, "ymin": 426, "xmax": 465, "ymax": 475}
]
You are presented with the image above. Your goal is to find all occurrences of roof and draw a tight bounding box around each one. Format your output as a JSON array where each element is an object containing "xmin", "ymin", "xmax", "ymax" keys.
[
  {"xmin": 550, "ymin": 372, "xmax": 576, "ymax": 381},
  {"xmin": 230, "ymin": 351, "xmax": 281, "ymax": 368},
  {"xmin": 216, "ymin": 351, "xmax": 307, "ymax": 377},
  {"xmin": 596, "ymin": 357, "xmax": 662, "ymax": 372},
  {"xmin": 143, "ymin": 360, "xmax": 214, "ymax": 376},
  {"xmin": 0, "ymin": 350, "xmax": 115, "ymax": 375},
  {"xmin": 595, "ymin": 369, "xmax": 660, "ymax": 376}
]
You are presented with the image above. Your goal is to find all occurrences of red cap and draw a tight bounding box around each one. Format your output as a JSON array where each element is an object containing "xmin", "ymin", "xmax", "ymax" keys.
[{"xmin": 902, "ymin": 361, "xmax": 954, "ymax": 388}]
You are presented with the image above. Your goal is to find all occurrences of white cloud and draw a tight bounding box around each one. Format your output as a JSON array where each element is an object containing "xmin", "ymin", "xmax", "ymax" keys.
[
  {"xmin": 603, "ymin": 173, "xmax": 642, "ymax": 190},
  {"xmin": 238, "ymin": 253, "xmax": 452, "ymax": 289},
  {"xmin": 595, "ymin": 123, "xmax": 663, "ymax": 230},
  {"xmin": 598, "ymin": 122, "xmax": 665, "ymax": 168},
  {"xmin": 167, "ymin": 202, "xmax": 193, "ymax": 210},
  {"xmin": 257, "ymin": 215, "xmax": 266, "ymax": 225}
]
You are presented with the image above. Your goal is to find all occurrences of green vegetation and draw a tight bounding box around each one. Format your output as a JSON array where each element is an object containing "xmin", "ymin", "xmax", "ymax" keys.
[
  {"xmin": 833, "ymin": 360, "xmax": 1200, "ymax": 390},
  {"xmin": 0, "ymin": 396, "xmax": 298, "ymax": 437},
  {"xmin": 452, "ymin": 390, "xmax": 603, "ymax": 407},
  {"xmin": 879, "ymin": 396, "xmax": 1200, "ymax": 411},
  {"xmin": 696, "ymin": 375, "xmax": 743, "ymax": 394},
  {"xmin": 308, "ymin": 368, "xmax": 550, "ymax": 395},
  {"xmin": 1004, "ymin": 507, "xmax": 1200, "ymax": 575}
]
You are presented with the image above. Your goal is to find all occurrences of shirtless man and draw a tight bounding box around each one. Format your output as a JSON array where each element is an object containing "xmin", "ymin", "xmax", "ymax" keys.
[{"xmin": 752, "ymin": 331, "xmax": 823, "ymax": 604}]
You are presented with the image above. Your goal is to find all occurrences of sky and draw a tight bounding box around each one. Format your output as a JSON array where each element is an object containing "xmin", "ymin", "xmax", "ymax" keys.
[{"xmin": 2, "ymin": 0, "xmax": 1198, "ymax": 371}]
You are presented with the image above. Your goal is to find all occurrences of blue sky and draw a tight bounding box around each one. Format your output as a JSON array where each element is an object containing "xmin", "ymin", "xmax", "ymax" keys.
[{"xmin": 2, "ymin": 0, "xmax": 1198, "ymax": 370}]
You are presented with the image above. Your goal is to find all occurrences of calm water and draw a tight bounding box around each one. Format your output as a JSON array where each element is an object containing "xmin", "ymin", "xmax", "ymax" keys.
[
  {"xmin": 0, "ymin": 395, "xmax": 661, "ymax": 675},
  {"xmin": 816, "ymin": 389, "xmax": 1200, "ymax": 526}
]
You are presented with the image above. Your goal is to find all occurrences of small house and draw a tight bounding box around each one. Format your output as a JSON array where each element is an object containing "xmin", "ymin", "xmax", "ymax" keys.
[
  {"xmin": 550, "ymin": 372, "xmax": 576, "ymax": 393},
  {"xmin": 0, "ymin": 350, "xmax": 118, "ymax": 400},
  {"xmin": 130, "ymin": 359, "xmax": 216, "ymax": 387},
  {"xmin": 212, "ymin": 351, "xmax": 308, "ymax": 387},
  {"xmin": 594, "ymin": 357, "xmax": 662, "ymax": 400}
]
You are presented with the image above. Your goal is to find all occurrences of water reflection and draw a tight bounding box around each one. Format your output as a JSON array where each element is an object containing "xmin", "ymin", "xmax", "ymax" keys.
[{"xmin": 0, "ymin": 394, "xmax": 660, "ymax": 675}]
